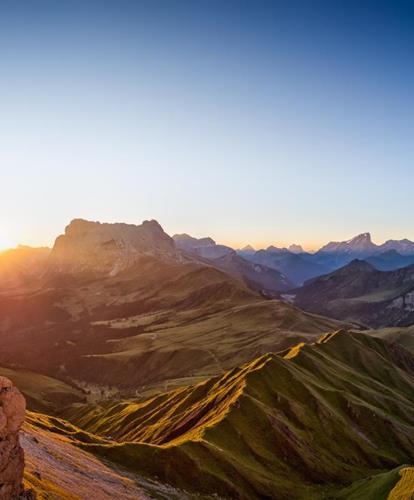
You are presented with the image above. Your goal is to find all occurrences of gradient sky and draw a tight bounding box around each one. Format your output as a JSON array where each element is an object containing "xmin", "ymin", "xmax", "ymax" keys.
[{"xmin": 1, "ymin": 0, "xmax": 414, "ymax": 250}]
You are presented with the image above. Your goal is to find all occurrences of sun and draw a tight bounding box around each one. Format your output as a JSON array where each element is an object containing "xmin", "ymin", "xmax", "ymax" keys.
[{"xmin": 0, "ymin": 235, "xmax": 17, "ymax": 252}]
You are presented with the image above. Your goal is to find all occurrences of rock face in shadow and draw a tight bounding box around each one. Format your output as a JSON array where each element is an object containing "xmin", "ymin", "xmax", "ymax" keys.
[
  {"xmin": 0, "ymin": 377, "xmax": 29, "ymax": 499},
  {"xmin": 50, "ymin": 219, "xmax": 177, "ymax": 275}
]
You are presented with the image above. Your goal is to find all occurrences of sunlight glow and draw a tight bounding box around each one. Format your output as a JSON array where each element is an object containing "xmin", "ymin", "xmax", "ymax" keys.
[{"xmin": 0, "ymin": 235, "xmax": 17, "ymax": 252}]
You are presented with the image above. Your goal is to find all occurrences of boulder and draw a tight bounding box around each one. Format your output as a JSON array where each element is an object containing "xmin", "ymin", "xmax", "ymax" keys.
[{"xmin": 0, "ymin": 377, "xmax": 30, "ymax": 499}]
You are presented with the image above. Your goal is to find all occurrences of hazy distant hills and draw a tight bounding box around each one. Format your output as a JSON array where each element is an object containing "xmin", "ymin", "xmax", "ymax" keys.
[
  {"xmin": 242, "ymin": 247, "xmax": 330, "ymax": 286},
  {"xmin": 365, "ymin": 249, "xmax": 414, "ymax": 271},
  {"xmin": 293, "ymin": 259, "xmax": 414, "ymax": 327},
  {"xmin": 173, "ymin": 233, "xmax": 294, "ymax": 294},
  {"xmin": 239, "ymin": 232, "xmax": 414, "ymax": 285}
]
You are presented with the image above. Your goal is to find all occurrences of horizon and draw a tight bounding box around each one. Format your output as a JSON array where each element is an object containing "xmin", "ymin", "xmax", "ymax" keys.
[
  {"xmin": 1, "ymin": 216, "xmax": 413, "ymax": 253},
  {"xmin": 1, "ymin": 1, "xmax": 414, "ymax": 251}
]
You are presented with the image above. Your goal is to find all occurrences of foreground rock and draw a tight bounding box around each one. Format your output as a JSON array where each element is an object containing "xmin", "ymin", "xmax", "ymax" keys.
[{"xmin": 0, "ymin": 377, "xmax": 32, "ymax": 499}]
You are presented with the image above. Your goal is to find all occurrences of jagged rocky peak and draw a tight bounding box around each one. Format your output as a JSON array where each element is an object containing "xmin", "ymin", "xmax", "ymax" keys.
[
  {"xmin": 319, "ymin": 232, "xmax": 377, "ymax": 254},
  {"xmin": 0, "ymin": 377, "xmax": 31, "ymax": 499},
  {"xmin": 50, "ymin": 219, "xmax": 176, "ymax": 273},
  {"xmin": 348, "ymin": 232, "xmax": 372, "ymax": 246}
]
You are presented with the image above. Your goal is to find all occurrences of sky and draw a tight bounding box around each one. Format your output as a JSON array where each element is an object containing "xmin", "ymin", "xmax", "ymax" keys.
[{"xmin": 0, "ymin": 0, "xmax": 414, "ymax": 250}]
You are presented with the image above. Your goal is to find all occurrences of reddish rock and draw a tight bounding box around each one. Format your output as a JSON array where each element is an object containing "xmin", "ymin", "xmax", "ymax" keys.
[{"xmin": 0, "ymin": 377, "xmax": 30, "ymax": 499}]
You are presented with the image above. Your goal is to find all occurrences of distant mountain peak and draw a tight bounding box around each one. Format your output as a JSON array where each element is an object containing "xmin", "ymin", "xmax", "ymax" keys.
[
  {"xmin": 266, "ymin": 245, "xmax": 286, "ymax": 253},
  {"xmin": 288, "ymin": 244, "xmax": 305, "ymax": 254},
  {"xmin": 318, "ymin": 232, "xmax": 377, "ymax": 255},
  {"xmin": 240, "ymin": 244, "xmax": 255, "ymax": 252},
  {"xmin": 346, "ymin": 232, "xmax": 372, "ymax": 245},
  {"xmin": 380, "ymin": 238, "xmax": 414, "ymax": 255},
  {"xmin": 384, "ymin": 238, "xmax": 412, "ymax": 244}
]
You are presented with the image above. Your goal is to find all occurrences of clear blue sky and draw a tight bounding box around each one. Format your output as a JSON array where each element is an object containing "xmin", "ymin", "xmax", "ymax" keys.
[{"xmin": 1, "ymin": 0, "xmax": 413, "ymax": 250}]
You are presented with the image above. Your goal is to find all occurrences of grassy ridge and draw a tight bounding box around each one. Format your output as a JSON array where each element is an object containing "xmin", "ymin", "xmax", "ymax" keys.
[
  {"xmin": 336, "ymin": 465, "xmax": 414, "ymax": 500},
  {"xmin": 335, "ymin": 467, "xmax": 403, "ymax": 499},
  {"xmin": 58, "ymin": 330, "xmax": 414, "ymax": 499}
]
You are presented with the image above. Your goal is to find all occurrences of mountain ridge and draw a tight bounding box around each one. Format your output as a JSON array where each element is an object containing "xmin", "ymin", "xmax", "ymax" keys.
[{"xmin": 59, "ymin": 329, "xmax": 414, "ymax": 499}]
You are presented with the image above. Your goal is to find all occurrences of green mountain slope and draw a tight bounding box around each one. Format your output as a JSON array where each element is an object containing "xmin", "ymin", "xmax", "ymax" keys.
[
  {"xmin": 335, "ymin": 466, "xmax": 405, "ymax": 500},
  {"xmin": 56, "ymin": 330, "xmax": 414, "ymax": 499},
  {"xmin": 293, "ymin": 259, "xmax": 414, "ymax": 327}
]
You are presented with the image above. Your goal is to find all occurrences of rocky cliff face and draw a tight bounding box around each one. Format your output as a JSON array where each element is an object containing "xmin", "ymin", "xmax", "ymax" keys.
[
  {"xmin": 49, "ymin": 219, "xmax": 177, "ymax": 274},
  {"xmin": 0, "ymin": 377, "xmax": 29, "ymax": 499}
]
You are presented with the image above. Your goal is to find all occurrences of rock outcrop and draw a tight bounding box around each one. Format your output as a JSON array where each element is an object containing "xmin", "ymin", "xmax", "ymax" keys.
[
  {"xmin": 0, "ymin": 377, "xmax": 29, "ymax": 499},
  {"xmin": 49, "ymin": 219, "xmax": 178, "ymax": 274}
]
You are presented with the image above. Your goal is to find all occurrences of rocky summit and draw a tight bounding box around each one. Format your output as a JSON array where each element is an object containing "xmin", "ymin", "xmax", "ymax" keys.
[{"xmin": 50, "ymin": 219, "xmax": 177, "ymax": 274}]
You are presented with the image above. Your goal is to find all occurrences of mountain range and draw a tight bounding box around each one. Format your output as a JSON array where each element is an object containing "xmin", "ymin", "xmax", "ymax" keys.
[
  {"xmin": 239, "ymin": 232, "xmax": 414, "ymax": 285},
  {"xmin": 173, "ymin": 233, "xmax": 294, "ymax": 294},
  {"xmin": 293, "ymin": 259, "xmax": 414, "ymax": 328},
  {"xmin": 0, "ymin": 219, "xmax": 345, "ymax": 396},
  {"xmin": 315, "ymin": 232, "xmax": 414, "ymax": 256},
  {"xmin": 1, "ymin": 218, "xmax": 414, "ymax": 498}
]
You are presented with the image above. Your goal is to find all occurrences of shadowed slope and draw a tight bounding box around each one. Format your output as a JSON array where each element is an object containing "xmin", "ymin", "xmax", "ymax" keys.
[
  {"xmin": 0, "ymin": 250, "xmax": 345, "ymax": 393},
  {"xmin": 293, "ymin": 259, "xmax": 414, "ymax": 327}
]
